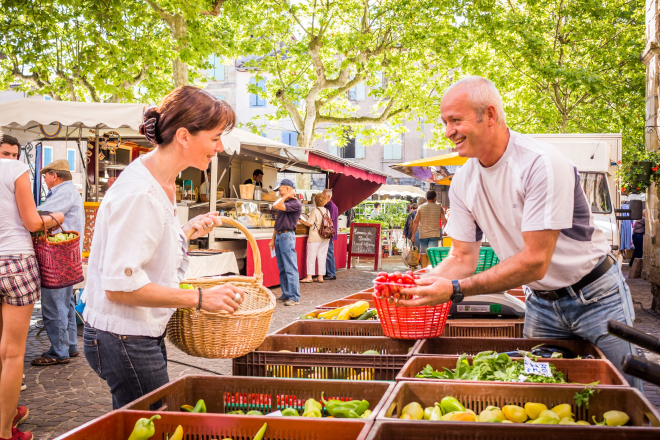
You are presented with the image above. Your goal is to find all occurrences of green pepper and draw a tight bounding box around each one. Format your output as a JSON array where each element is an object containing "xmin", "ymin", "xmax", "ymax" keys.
[
  {"xmin": 252, "ymin": 422, "xmax": 267, "ymax": 440},
  {"xmin": 440, "ymin": 396, "xmax": 465, "ymax": 415},
  {"xmin": 192, "ymin": 399, "xmax": 206, "ymax": 413},
  {"xmin": 227, "ymin": 410, "xmax": 245, "ymax": 415},
  {"xmin": 320, "ymin": 392, "xmax": 369, "ymax": 417},
  {"xmin": 246, "ymin": 410, "xmax": 263, "ymax": 416},
  {"xmin": 302, "ymin": 398, "xmax": 322, "ymax": 417},
  {"xmin": 180, "ymin": 404, "xmax": 195, "ymax": 412},
  {"xmin": 281, "ymin": 408, "xmax": 300, "ymax": 417},
  {"xmin": 127, "ymin": 414, "xmax": 161, "ymax": 440},
  {"xmin": 430, "ymin": 404, "xmax": 443, "ymax": 421},
  {"xmin": 360, "ymin": 409, "xmax": 372, "ymax": 418}
]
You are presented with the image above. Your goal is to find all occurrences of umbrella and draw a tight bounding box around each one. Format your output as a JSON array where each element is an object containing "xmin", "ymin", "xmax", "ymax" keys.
[{"xmin": 390, "ymin": 152, "xmax": 468, "ymax": 185}]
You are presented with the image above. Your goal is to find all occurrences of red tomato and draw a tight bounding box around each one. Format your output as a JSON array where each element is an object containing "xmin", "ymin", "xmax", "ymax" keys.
[
  {"xmin": 377, "ymin": 272, "xmax": 388, "ymax": 278},
  {"xmin": 393, "ymin": 291, "xmax": 400, "ymax": 299},
  {"xmin": 402, "ymin": 274, "xmax": 414, "ymax": 284},
  {"xmin": 375, "ymin": 276, "xmax": 387, "ymax": 283},
  {"xmin": 381, "ymin": 285, "xmax": 390, "ymax": 298}
]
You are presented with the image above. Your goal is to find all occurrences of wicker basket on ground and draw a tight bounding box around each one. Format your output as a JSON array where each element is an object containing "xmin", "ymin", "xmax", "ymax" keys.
[{"xmin": 167, "ymin": 217, "xmax": 275, "ymax": 359}]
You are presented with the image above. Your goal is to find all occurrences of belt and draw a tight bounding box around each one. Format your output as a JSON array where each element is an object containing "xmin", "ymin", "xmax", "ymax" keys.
[
  {"xmin": 532, "ymin": 255, "xmax": 615, "ymax": 301},
  {"xmin": 276, "ymin": 230, "xmax": 294, "ymax": 235}
]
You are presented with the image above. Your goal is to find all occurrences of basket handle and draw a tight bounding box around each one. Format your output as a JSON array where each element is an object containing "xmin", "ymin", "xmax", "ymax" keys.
[
  {"xmin": 39, "ymin": 214, "xmax": 63, "ymax": 236},
  {"xmin": 184, "ymin": 216, "xmax": 262, "ymax": 281}
]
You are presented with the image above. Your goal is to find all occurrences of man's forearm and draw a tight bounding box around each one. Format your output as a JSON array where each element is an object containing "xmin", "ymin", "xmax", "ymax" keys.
[
  {"xmin": 427, "ymin": 254, "xmax": 477, "ymax": 282},
  {"xmin": 459, "ymin": 252, "xmax": 545, "ymax": 296}
]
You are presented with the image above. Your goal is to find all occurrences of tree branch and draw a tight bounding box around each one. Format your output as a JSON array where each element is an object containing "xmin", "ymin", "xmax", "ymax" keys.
[
  {"xmin": 317, "ymin": 98, "xmax": 406, "ymax": 124},
  {"xmin": 200, "ymin": 0, "xmax": 227, "ymax": 16}
]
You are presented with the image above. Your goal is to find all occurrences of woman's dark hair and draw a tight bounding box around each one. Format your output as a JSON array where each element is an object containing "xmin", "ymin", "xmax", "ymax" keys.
[{"xmin": 140, "ymin": 86, "xmax": 235, "ymax": 146}]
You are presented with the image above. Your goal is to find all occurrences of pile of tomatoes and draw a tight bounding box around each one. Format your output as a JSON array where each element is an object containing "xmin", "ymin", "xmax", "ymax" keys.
[{"xmin": 373, "ymin": 270, "xmax": 420, "ymax": 301}]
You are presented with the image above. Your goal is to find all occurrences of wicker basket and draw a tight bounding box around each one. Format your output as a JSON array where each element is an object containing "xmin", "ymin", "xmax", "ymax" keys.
[
  {"xmin": 32, "ymin": 216, "xmax": 84, "ymax": 289},
  {"xmin": 167, "ymin": 217, "xmax": 275, "ymax": 359}
]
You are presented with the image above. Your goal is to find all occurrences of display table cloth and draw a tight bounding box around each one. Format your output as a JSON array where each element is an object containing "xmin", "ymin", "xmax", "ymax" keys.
[{"xmin": 184, "ymin": 252, "xmax": 239, "ymax": 279}]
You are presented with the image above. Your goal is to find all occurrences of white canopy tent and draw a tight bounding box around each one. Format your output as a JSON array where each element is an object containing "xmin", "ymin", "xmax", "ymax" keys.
[{"xmin": 375, "ymin": 184, "xmax": 425, "ymax": 198}]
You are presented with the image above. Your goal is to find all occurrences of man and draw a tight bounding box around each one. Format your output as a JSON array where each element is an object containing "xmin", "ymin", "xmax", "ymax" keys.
[
  {"xmin": 403, "ymin": 204, "xmax": 418, "ymax": 243},
  {"xmin": 369, "ymin": 202, "xmax": 381, "ymax": 219},
  {"xmin": 630, "ymin": 209, "xmax": 645, "ymax": 267},
  {"xmin": 200, "ymin": 165, "xmax": 211, "ymax": 202},
  {"xmin": 0, "ymin": 134, "xmax": 20, "ymax": 159},
  {"xmin": 411, "ymin": 190, "xmax": 447, "ymax": 267},
  {"xmin": 31, "ymin": 160, "xmax": 84, "ymax": 366},
  {"xmin": 269, "ymin": 179, "xmax": 302, "ymax": 306},
  {"xmin": 244, "ymin": 169, "xmax": 264, "ymax": 187},
  {"xmin": 323, "ymin": 188, "xmax": 339, "ymax": 280},
  {"xmin": 401, "ymin": 76, "xmax": 639, "ymax": 387}
]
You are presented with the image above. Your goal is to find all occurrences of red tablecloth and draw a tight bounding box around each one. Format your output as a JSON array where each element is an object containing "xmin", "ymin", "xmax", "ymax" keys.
[{"xmin": 247, "ymin": 233, "xmax": 347, "ymax": 288}]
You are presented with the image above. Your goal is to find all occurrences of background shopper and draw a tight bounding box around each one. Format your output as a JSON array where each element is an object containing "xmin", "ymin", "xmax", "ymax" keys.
[
  {"xmin": 1, "ymin": 133, "xmax": 64, "ymax": 440},
  {"xmin": 82, "ymin": 87, "xmax": 244, "ymax": 409},
  {"xmin": 269, "ymin": 179, "xmax": 302, "ymax": 306},
  {"xmin": 412, "ymin": 190, "xmax": 447, "ymax": 267},
  {"xmin": 323, "ymin": 188, "xmax": 339, "ymax": 280},
  {"xmin": 31, "ymin": 160, "xmax": 84, "ymax": 367},
  {"xmin": 302, "ymin": 193, "xmax": 331, "ymax": 283},
  {"xmin": 630, "ymin": 209, "xmax": 645, "ymax": 267}
]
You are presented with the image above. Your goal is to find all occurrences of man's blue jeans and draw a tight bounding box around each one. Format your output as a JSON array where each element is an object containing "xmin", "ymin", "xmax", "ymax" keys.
[
  {"xmin": 83, "ymin": 324, "xmax": 169, "ymax": 409},
  {"xmin": 41, "ymin": 286, "xmax": 78, "ymax": 360},
  {"xmin": 275, "ymin": 231, "xmax": 300, "ymax": 301},
  {"xmin": 325, "ymin": 240, "xmax": 336, "ymax": 277},
  {"xmin": 524, "ymin": 255, "xmax": 641, "ymax": 389},
  {"xmin": 419, "ymin": 237, "xmax": 439, "ymax": 253}
]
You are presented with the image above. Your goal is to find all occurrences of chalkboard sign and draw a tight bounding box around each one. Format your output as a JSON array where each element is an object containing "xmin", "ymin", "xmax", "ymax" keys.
[{"xmin": 348, "ymin": 222, "xmax": 381, "ymax": 270}]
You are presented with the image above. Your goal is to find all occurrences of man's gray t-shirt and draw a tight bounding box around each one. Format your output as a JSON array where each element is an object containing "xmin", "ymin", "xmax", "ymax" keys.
[{"xmin": 445, "ymin": 130, "xmax": 610, "ymax": 290}]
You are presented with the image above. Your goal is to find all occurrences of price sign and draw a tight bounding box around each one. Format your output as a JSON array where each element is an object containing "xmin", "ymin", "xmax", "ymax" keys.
[{"xmin": 524, "ymin": 356, "xmax": 553, "ymax": 377}]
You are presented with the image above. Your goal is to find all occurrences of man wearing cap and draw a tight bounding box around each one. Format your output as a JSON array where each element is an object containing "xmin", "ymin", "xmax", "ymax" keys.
[
  {"xmin": 31, "ymin": 159, "xmax": 84, "ymax": 366},
  {"xmin": 269, "ymin": 179, "xmax": 302, "ymax": 306}
]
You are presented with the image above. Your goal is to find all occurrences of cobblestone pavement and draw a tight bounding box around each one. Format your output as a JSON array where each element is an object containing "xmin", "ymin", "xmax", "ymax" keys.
[{"xmin": 15, "ymin": 258, "xmax": 660, "ymax": 438}]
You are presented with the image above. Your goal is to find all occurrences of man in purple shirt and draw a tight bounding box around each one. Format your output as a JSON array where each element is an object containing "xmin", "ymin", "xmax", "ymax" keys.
[
  {"xmin": 269, "ymin": 179, "xmax": 303, "ymax": 305},
  {"xmin": 322, "ymin": 188, "xmax": 339, "ymax": 280}
]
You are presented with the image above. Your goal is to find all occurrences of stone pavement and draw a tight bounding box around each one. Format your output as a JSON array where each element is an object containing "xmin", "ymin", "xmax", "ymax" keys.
[{"xmin": 15, "ymin": 257, "xmax": 660, "ymax": 439}]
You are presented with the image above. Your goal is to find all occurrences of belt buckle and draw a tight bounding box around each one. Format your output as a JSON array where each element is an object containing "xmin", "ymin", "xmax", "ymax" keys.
[{"xmin": 536, "ymin": 290, "xmax": 560, "ymax": 301}]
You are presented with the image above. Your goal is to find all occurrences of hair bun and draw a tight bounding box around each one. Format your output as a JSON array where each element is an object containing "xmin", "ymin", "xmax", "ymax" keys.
[{"xmin": 139, "ymin": 108, "xmax": 161, "ymax": 144}]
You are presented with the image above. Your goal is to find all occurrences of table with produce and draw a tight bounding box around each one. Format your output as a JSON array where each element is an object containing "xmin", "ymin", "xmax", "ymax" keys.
[{"xmin": 56, "ymin": 267, "xmax": 660, "ymax": 440}]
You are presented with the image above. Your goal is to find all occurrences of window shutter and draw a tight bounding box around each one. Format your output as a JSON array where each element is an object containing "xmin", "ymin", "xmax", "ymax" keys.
[
  {"xmin": 383, "ymin": 142, "xmax": 391, "ymax": 160},
  {"xmin": 349, "ymin": 88, "xmax": 356, "ymax": 100},
  {"xmin": 216, "ymin": 60, "xmax": 225, "ymax": 81},
  {"xmin": 67, "ymin": 150, "xmax": 76, "ymax": 171},
  {"xmin": 328, "ymin": 140, "xmax": 338, "ymax": 156},
  {"xmin": 394, "ymin": 140, "xmax": 402, "ymax": 160},
  {"xmin": 258, "ymin": 79, "xmax": 267, "ymax": 107},
  {"xmin": 356, "ymin": 83, "xmax": 366, "ymax": 101},
  {"xmin": 356, "ymin": 134, "xmax": 365, "ymax": 159},
  {"xmin": 249, "ymin": 78, "xmax": 258, "ymax": 107},
  {"xmin": 43, "ymin": 147, "xmax": 53, "ymax": 166}
]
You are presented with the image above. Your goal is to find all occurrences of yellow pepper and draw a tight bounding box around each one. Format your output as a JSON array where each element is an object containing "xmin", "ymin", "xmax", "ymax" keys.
[
  {"xmin": 524, "ymin": 402, "xmax": 547, "ymax": 420},
  {"xmin": 559, "ymin": 417, "xmax": 576, "ymax": 425},
  {"xmin": 168, "ymin": 425, "xmax": 183, "ymax": 440},
  {"xmin": 479, "ymin": 406, "xmax": 505, "ymax": 423},
  {"xmin": 502, "ymin": 405, "xmax": 528, "ymax": 423},
  {"xmin": 526, "ymin": 416, "xmax": 559, "ymax": 425},
  {"xmin": 593, "ymin": 410, "xmax": 630, "ymax": 427},
  {"xmin": 551, "ymin": 404, "xmax": 573, "ymax": 420},
  {"xmin": 401, "ymin": 402, "xmax": 424, "ymax": 420},
  {"xmin": 538, "ymin": 410, "xmax": 559, "ymax": 421}
]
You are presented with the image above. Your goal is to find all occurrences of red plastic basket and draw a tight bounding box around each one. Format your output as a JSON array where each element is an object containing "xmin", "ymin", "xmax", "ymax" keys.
[{"xmin": 372, "ymin": 295, "xmax": 451, "ymax": 339}]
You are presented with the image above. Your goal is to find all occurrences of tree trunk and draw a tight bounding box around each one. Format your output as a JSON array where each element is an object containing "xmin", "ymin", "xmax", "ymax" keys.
[{"xmin": 172, "ymin": 58, "xmax": 188, "ymax": 88}]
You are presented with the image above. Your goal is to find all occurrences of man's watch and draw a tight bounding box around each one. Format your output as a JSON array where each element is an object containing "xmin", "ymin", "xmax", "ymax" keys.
[{"xmin": 450, "ymin": 280, "xmax": 464, "ymax": 304}]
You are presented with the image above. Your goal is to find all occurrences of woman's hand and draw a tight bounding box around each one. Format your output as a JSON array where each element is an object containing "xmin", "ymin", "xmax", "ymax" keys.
[
  {"xmin": 202, "ymin": 283, "xmax": 246, "ymax": 313},
  {"xmin": 184, "ymin": 211, "xmax": 222, "ymax": 240}
]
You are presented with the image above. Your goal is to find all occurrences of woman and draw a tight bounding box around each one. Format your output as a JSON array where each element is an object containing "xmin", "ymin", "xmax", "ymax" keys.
[
  {"xmin": 301, "ymin": 193, "xmax": 331, "ymax": 283},
  {"xmin": 1, "ymin": 134, "xmax": 64, "ymax": 440},
  {"xmin": 82, "ymin": 86, "xmax": 245, "ymax": 409}
]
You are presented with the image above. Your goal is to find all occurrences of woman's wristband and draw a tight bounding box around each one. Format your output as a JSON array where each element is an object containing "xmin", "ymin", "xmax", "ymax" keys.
[{"xmin": 197, "ymin": 287, "xmax": 203, "ymax": 311}]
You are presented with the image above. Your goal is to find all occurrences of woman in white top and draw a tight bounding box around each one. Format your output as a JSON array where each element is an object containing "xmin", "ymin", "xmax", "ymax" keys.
[
  {"xmin": 0, "ymin": 134, "xmax": 64, "ymax": 440},
  {"xmin": 301, "ymin": 193, "xmax": 331, "ymax": 283},
  {"xmin": 82, "ymin": 86, "xmax": 244, "ymax": 409}
]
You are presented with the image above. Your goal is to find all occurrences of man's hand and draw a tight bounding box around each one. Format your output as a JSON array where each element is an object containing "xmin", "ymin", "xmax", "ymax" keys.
[
  {"xmin": 399, "ymin": 276, "xmax": 454, "ymax": 307},
  {"xmin": 269, "ymin": 238, "xmax": 275, "ymax": 250},
  {"xmin": 285, "ymin": 188, "xmax": 297, "ymax": 200}
]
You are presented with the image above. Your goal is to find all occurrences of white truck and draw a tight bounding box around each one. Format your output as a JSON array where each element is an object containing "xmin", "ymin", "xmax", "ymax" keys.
[{"xmin": 530, "ymin": 133, "xmax": 622, "ymax": 251}]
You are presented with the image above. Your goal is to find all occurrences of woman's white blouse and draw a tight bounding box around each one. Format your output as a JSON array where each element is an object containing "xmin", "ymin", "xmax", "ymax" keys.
[{"xmin": 82, "ymin": 158, "xmax": 189, "ymax": 337}]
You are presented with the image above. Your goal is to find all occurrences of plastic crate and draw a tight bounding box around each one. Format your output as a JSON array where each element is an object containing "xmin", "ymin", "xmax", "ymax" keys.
[
  {"xmin": 233, "ymin": 335, "xmax": 420, "ymax": 381},
  {"xmin": 316, "ymin": 299, "xmax": 376, "ymax": 310},
  {"xmin": 274, "ymin": 320, "xmax": 385, "ymax": 336},
  {"xmin": 365, "ymin": 420, "xmax": 660, "ymax": 440},
  {"xmin": 123, "ymin": 375, "xmax": 394, "ymax": 418},
  {"xmin": 443, "ymin": 318, "xmax": 525, "ymax": 338},
  {"xmin": 427, "ymin": 246, "xmax": 500, "ymax": 272},
  {"xmin": 301, "ymin": 309, "xmax": 379, "ymax": 321},
  {"xmin": 412, "ymin": 336, "xmax": 605, "ymax": 358},
  {"xmin": 397, "ymin": 356, "xmax": 627, "ymax": 386},
  {"xmin": 377, "ymin": 381, "xmax": 660, "ymax": 429},
  {"xmin": 55, "ymin": 410, "xmax": 372, "ymax": 440}
]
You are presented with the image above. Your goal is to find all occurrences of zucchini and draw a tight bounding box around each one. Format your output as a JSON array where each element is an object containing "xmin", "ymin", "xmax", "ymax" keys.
[{"xmin": 356, "ymin": 309, "xmax": 377, "ymax": 320}]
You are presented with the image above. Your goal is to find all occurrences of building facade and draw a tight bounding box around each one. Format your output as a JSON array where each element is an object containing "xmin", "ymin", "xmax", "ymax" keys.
[{"xmin": 204, "ymin": 60, "xmax": 450, "ymax": 191}]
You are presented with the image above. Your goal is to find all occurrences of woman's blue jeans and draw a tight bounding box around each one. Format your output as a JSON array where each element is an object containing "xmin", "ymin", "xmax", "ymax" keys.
[{"xmin": 83, "ymin": 324, "xmax": 169, "ymax": 409}]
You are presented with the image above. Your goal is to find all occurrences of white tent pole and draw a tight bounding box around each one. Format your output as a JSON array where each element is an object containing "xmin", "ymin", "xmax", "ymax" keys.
[
  {"xmin": 209, "ymin": 155, "xmax": 218, "ymax": 245},
  {"xmin": 94, "ymin": 124, "xmax": 100, "ymax": 202}
]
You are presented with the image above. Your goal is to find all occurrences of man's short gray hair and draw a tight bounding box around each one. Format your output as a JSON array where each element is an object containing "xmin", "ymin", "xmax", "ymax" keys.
[
  {"xmin": 323, "ymin": 188, "xmax": 333, "ymax": 195},
  {"xmin": 417, "ymin": 197, "xmax": 427, "ymax": 205},
  {"xmin": 444, "ymin": 76, "xmax": 507, "ymax": 125}
]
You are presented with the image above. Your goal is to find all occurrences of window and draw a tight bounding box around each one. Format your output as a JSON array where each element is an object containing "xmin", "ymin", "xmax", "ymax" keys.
[
  {"xmin": 348, "ymin": 74, "xmax": 366, "ymax": 101},
  {"xmin": 328, "ymin": 139, "xmax": 338, "ymax": 156},
  {"xmin": 372, "ymin": 71, "xmax": 384, "ymax": 100},
  {"xmin": 207, "ymin": 55, "xmax": 225, "ymax": 81},
  {"xmin": 383, "ymin": 134, "xmax": 402, "ymax": 160},
  {"xmin": 249, "ymin": 78, "xmax": 267, "ymax": 107},
  {"xmin": 213, "ymin": 94, "xmax": 226, "ymax": 101},
  {"xmin": 67, "ymin": 149, "xmax": 76, "ymax": 172},
  {"xmin": 580, "ymin": 172, "xmax": 612, "ymax": 213},
  {"xmin": 43, "ymin": 146, "xmax": 53, "ymax": 167},
  {"xmin": 281, "ymin": 131, "xmax": 298, "ymax": 146},
  {"xmin": 341, "ymin": 137, "xmax": 356, "ymax": 159},
  {"xmin": 44, "ymin": 96, "xmax": 52, "ymax": 101}
]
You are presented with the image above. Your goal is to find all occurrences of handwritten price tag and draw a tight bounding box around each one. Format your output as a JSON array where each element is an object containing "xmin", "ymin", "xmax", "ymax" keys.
[{"xmin": 524, "ymin": 356, "xmax": 553, "ymax": 377}]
